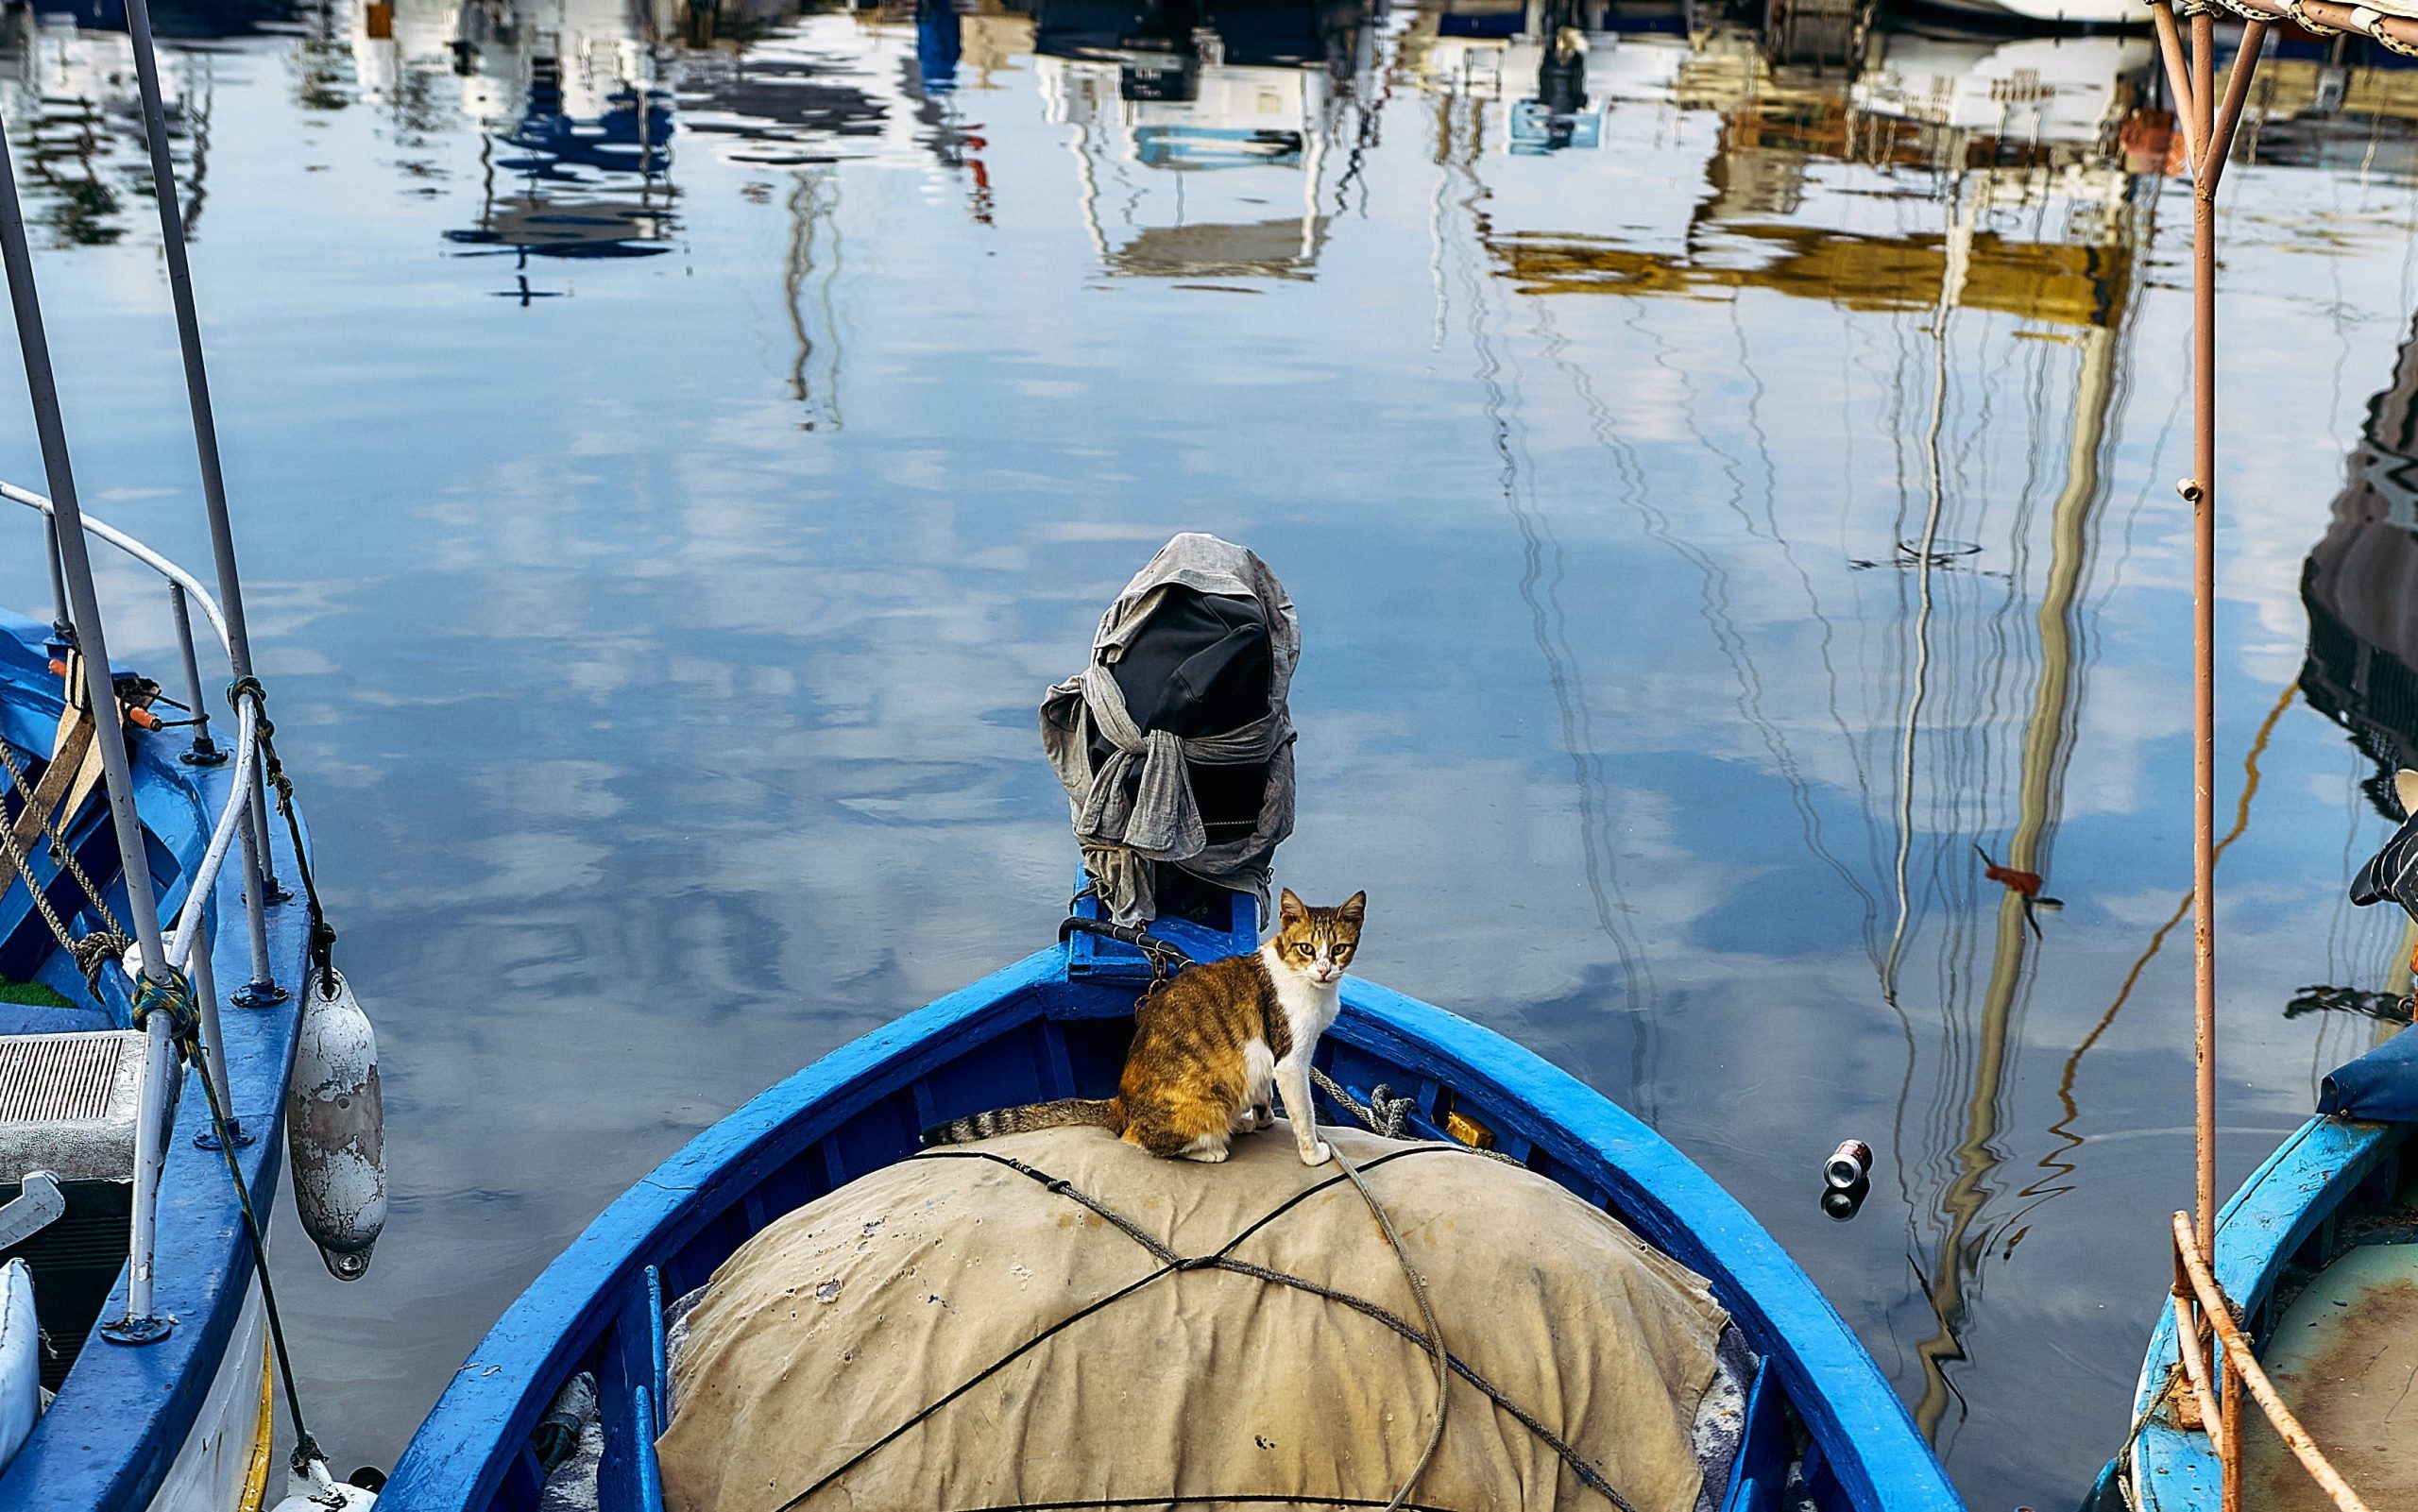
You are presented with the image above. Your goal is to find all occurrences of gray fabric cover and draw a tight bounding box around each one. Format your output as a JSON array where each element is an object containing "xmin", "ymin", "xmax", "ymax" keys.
[{"xmin": 1042, "ymin": 533, "xmax": 1298, "ymax": 926}]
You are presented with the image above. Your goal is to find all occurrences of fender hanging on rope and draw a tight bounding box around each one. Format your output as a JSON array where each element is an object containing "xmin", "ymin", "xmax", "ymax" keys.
[{"xmin": 227, "ymin": 675, "xmax": 387, "ymax": 1282}]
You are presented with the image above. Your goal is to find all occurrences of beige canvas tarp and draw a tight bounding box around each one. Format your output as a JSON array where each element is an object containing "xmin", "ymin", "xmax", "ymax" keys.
[{"xmin": 659, "ymin": 1123, "xmax": 1730, "ymax": 1512}]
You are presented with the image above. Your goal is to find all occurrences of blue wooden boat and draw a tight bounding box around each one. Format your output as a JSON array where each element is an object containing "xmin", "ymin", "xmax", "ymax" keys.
[
  {"xmin": 385, "ymin": 880, "xmax": 1962, "ymax": 1512},
  {"xmin": 0, "ymin": 572, "xmax": 313, "ymax": 1512},
  {"xmin": 0, "ymin": 1, "xmax": 384, "ymax": 1502},
  {"xmin": 2098, "ymin": 1032, "xmax": 2418, "ymax": 1511}
]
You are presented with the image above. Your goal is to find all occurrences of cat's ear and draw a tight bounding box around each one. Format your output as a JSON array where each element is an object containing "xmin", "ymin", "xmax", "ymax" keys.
[
  {"xmin": 1279, "ymin": 888, "xmax": 1305, "ymax": 925},
  {"xmin": 2396, "ymin": 769, "xmax": 2418, "ymax": 820},
  {"xmin": 1337, "ymin": 891, "xmax": 1366, "ymax": 925}
]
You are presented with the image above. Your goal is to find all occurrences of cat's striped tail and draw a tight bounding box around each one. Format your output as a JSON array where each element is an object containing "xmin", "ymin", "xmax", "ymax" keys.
[{"xmin": 921, "ymin": 1097, "xmax": 1122, "ymax": 1147}]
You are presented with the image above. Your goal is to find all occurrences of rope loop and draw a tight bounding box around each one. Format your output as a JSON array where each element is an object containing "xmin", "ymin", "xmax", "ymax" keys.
[
  {"xmin": 1313, "ymin": 1067, "xmax": 1414, "ymax": 1140},
  {"xmin": 130, "ymin": 965, "xmax": 201, "ymax": 1062},
  {"xmin": 70, "ymin": 930, "xmax": 131, "ymax": 994},
  {"xmin": 2281, "ymin": 0, "xmax": 2342, "ymax": 33},
  {"xmin": 2356, "ymin": 8, "xmax": 2418, "ymax": 56}
]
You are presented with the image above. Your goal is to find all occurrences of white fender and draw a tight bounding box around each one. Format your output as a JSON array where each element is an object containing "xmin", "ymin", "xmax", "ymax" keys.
[
  {"xmin": 286, "ymin": 968, "xmax": 386, "ymax": 1281},
  {"xmin": 0, "ymin": 1258, "xmax": 38, "ymax": 1477},
  {"xmin": 272, "ymin": 1453, "xmax": 379, "ymax": 1512}
]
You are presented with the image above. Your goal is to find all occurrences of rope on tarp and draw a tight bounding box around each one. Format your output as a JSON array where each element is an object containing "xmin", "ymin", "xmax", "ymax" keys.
[{"xmin": 766, "ymin": 1144, "xmax": 1641, "ymax": 1512}]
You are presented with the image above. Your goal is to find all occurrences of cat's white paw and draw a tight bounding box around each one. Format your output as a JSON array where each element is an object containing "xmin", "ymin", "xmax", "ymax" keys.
[
  {"xmin": 1301, "ymin": 1141, "xmax": 1334, "ymax": 1167},
  {"xmin": 1185, "ymin": 1146, "xmax": 1232, "ymax": 1164}
]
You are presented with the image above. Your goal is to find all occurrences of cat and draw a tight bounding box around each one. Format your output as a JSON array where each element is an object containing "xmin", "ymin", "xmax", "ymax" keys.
[{"xmin": 922, "ymin": 889, "xmax": 1366, "ymax": 1166}]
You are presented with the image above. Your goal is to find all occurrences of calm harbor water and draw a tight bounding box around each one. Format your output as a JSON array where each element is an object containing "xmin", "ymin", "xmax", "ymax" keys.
[{"xmin": 7, "ymin": 1, "xmax": 2418, "ymax": 1502}]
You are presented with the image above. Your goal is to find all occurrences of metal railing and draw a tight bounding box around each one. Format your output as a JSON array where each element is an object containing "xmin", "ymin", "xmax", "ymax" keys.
[
  {"xmin": 0, "ymin": 0, "xmax": 283, "ymax": 1343},
  {"xmin": 2, "ymin": 482, "xmax": 277, "ymax": 1332}
]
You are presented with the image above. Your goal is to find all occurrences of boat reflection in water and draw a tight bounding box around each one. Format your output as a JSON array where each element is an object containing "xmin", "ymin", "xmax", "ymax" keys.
[
  {"xmin": 1417, "ymin": 13, "xmax": 2162, "ymax": 1453},
  {"xmin": 2303, "ymin": 314, "xmax": 2418, "ymax": 821},
  {"xmin": 342, "ymin": 0, "xmax": 679, "ymax": 294},
  {"xmin": 1033, "ymin": 0, "xmax": 1374, "ymax": 278},
  {"xmin": 0, "ymin": 1, "xmax": 219, "ymax": 246}
]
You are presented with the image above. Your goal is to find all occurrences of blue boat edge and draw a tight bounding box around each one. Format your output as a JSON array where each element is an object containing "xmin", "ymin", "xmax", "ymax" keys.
[
  {"xmin": 385, "ymin": 931, "xmax": 1959, "ymax": 1511},
  {"xmin": 0, "ymin": 607, "xmax": 322, "ymax": 1512},
  {"xmin": 2116, "ymin": 1112, "xmax": 2409, "ymax": 1510}
]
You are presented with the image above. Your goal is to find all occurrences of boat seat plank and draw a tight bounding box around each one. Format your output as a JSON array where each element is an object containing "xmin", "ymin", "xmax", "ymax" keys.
[{"xmin": 2241, "ymin": 1238, "xmax": 2418, "ymax": 1510}]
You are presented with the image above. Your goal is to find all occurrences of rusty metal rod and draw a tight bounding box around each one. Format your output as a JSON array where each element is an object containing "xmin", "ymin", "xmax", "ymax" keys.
[
  {"xmin": 2189, "ymin": 1, "xmax": 2220, "ymax": 1274},
  {"xmin": 2222, "ymin": 1334, "xmax": 2242, "ymax": 1512},
  {"xmin": 2152, "ymin": 3, "xmax": 2204, "ymax": 171},
  {"xmin": 2168, "ymin": 1285, "xmax": 2230, "ymax": 1462},
  {"xmin": 2203, "ymin": 20, "xmax": 2270, "ymax": 196},
  {"xmin": 2171, "ymin": 1213, "xmax": 2377, "ymax": 1512}
]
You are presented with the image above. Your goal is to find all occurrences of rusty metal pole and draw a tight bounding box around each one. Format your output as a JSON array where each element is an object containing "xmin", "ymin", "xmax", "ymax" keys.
[
  {"xmin": 2188, "ymin": 1, "xmax": 2220, "ymax": 1278},
  {"xmin": 2222, "ymin": 1346, "xmax": 2242, "ymax": 1512}
]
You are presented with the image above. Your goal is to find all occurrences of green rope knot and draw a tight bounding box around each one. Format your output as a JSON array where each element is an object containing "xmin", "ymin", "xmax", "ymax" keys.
[
  {"xmin": 227, "ymin": 676, "xmax": 277, "ymax": 746},
  {"xmin": 131, "ymin": 966, "xmax": 202, "ymax": 1062}
]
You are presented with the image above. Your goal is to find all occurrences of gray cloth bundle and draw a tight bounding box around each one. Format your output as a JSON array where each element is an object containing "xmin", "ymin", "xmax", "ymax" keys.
[{"xmin": 1040, "ymin": 533, "xmax": 1298, "ymax": 925}]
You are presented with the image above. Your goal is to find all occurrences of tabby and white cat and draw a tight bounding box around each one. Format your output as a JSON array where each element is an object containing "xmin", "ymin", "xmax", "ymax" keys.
[{"xmin": 923, "ymin": 889, "xmax": 1367, "ymax": 1166}]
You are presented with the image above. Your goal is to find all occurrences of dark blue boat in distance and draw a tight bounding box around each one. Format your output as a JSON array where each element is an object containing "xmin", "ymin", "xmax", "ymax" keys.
[{"xmin": 385, "ymin": 875, "xmax": 1960, "ymax": 1511}]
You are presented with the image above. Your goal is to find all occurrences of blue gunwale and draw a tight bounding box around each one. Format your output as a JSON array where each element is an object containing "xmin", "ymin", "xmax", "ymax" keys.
[
  {"xmin": 0, "ymin": 608, "xmax": 319, "ymax": 1512},
  {"xmin": 2123, "ymin": 1113, "xmax": 2409, "ymax": 1510},
  {"xmin": 385, "ymin": 935, "xmax": 1959, "ymax": 1512}
]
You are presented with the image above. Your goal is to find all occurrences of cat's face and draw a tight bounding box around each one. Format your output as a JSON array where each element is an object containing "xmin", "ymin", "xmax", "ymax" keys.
[{"xmin": 1273, "ymin": 889, "xmax": 1366, "ymax": 987}]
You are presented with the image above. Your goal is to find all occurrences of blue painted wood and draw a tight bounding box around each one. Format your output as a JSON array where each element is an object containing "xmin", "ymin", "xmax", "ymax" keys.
[
  {"xmin": 0, "ymin": 607, "xmax": 319, "ymax": 1512},
  {"xmin": 645, "ymin": 1267, "xmax": 667, "ymax": 1431},
  {"xmin": 631, "ymin": 1387, "xmax": 664, "ymax": 1512},
  {"xmin": 1720, "ymin": 1358, "xmax": 1790, "ymax": 1512},
  {"xmin": 2121, "ymin": 1114, "xmax": 2409, "ymax": 1511},
  {"xmin": 383, "ymin": 931, "xmax": 1958, "ymax": 1512}
]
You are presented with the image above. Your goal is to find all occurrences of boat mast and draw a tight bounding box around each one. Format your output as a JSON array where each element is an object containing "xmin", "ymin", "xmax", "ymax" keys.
[
  {"xmin": 0, "ymin": 128, "xmax": 183, "ymax": 1341},
  {"xmin": 2142, "ymin": 8, "xmax": 2270, "ymax": 1502},
  {"xmin": 121, "ymin": 0, "xmax": 289, "ymax": 1008},
  {"xmin": 2147, "ymin": 0, "xmax": 2267, "ymax": 1278}
]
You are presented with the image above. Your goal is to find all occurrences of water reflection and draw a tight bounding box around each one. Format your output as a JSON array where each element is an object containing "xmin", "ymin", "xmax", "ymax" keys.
[
  {"xmin": 1036, "ymin": 0, "xmax": 1363, "ymax": 279},
  {"xmin": 0, "ymin": 7, "xmax": 212, "ymax": 245},
  {"xmin": 2303, "ymin": 312, "xmax": 2418, "ymax": 820},
  {"xmin": 12, "ymin": 1, "xmax": 2418, "ymax": 1504}
]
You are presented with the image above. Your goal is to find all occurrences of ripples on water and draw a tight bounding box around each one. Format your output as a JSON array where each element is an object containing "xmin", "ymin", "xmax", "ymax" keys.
[{"xmin": 5, "ymin": 0, "xmax": 2418, "ymax": 1500}]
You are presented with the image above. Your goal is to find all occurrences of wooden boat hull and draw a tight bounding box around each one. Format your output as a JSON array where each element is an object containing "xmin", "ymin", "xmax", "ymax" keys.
[
  {"xmin": 2112, "ymin": 1113, "xmax": 2410, "ymax": 1509},
  {"xmin": 384, "ymin": 924, "xmax": 1961, "ymax": 1511}
]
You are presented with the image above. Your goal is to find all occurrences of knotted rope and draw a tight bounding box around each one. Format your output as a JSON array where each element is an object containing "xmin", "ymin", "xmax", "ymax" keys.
[
  {"xmin": 129, "ymin": 964, "xmax": 201, "ymax": 1059},
  {"xmin": 1312, "ymin": 1066, "xmax": 1415, "ymax": 1139}
]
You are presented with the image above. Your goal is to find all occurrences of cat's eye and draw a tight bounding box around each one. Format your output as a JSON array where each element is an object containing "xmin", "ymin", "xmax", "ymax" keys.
[{"xmin": 1295, "ymin": 943, "xmax": 1314, "ymax": 957}]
